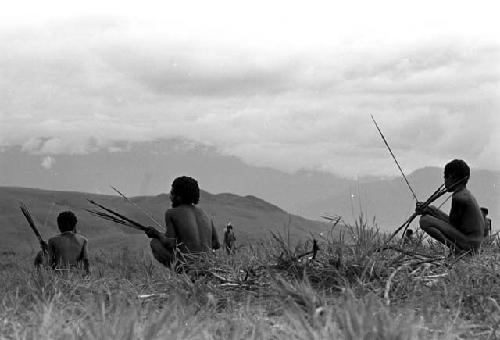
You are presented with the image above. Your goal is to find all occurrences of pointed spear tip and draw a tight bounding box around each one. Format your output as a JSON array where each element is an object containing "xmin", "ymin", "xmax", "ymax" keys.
[{"xmin": 110, "ymin": 185, "xmax": 126, "ymax": 199}]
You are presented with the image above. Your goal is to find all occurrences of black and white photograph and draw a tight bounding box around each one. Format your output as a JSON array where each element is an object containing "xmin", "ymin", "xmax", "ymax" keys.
[{"xmin": 0, "ymin": 0, "xmax": 499, "ymax": 338}]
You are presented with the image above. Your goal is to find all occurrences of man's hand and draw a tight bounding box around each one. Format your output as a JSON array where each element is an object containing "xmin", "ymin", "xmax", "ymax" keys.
[
  {"xmin": 40, "ymin": 240, "xmax": 49, "ymax": 252},
  {"xmin": 144, "ymin": 227, "xmax": 160, "ymax": 239},
  {"xmin": 415, "ymin": 202, "xmax": 431, "ymax": 216}
]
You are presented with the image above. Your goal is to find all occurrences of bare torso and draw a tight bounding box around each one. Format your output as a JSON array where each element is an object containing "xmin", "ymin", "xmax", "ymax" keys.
[
  {"xmin": 449, "ymin": 188, "xmax": 484, "ymax": 238},
  {"xmin": 164, "ymin": 205, "xmax": 219, "ymax": 253},
  {"xmin": 48, "ymin": 232, "xmax": 88, "ymax": 268}
]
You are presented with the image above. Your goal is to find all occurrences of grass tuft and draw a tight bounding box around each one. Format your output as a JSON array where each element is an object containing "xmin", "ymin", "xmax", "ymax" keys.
[{"xmin": 1, "ymin": 213, "xmax": 499, "ymax": 338}]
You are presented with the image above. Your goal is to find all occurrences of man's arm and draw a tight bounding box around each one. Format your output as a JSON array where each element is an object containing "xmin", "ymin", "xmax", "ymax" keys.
[
  {"xmin": 144, "ymin": 210, "xmax": 177, "ymax": 248},
  {"xmin": 48, "ymin": 238, "xmax": 57, "ymax": 269},
  {"xmin": 211, "ymin": 221, "xmax": 220, "ymax": 250},
  {"xmin": 81, "ymin": 239, "xmax": 90, "ymax": 274},
  {"xmin": 426, "ymin": 205, "xmax": 450, "ymax": 222},
  {"xmin": 448, "ymin": 196, "xmax": 465, "ymax": 228},
  {"xmin": 416, "ymin": 203, "xmax": 449, "ymax": 222},
  {"xmin": 157, "ymin": 210, "xmax": 177, "ymax": 249}
]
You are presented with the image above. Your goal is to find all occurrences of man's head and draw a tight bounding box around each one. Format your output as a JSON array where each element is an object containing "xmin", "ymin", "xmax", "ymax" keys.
[
  {"xmin": 481, "ymin": 207, "xmax": 489, "ymax": 217},
  {"xmin": 444, "ymin": 159, "xmax": 470, "ymax": 191},
  {"xmin": 170, "ymin": 176, "xmax": 200, "ymax": 207},
  {"xmin": 404, "ymin": 229, "xmax": 414, "ymax": 238},
  {"xmin": 57, "ymin": 211, "xmax": 77, "ymax": 233},
  {"xmin": 226, "ymin": 223, "xmax": 233, "ymax": 230}
]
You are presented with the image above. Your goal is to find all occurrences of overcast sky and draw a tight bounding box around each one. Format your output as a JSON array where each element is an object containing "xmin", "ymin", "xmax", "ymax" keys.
[{"xmin": 1, "ymin": 0, "xmax": 499, "ymax": 178}]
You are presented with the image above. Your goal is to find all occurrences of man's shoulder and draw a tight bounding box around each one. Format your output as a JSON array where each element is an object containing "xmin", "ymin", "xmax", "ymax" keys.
[
  {"xmin": 167, "ymin": 205, "xmax": 208, "ymax": 217},
  {"xmin": 165, "ymin": 206, "xmax": 188, "ymax": 216},
  {"xmin": 48, "ymin": 235, "xmax": 61, "ymax": 244},
  {"xmin": 51, "ymin": 232, "xmax": 87, "ymax": 243},
  {"xmin": 74, "ymin": 233, "xmax": 88, "ymax": 242},
  {"xmin": 453, "ymin": 188, "xmax": 475, "ymax": 201},
  {"xmin": 48, "ymin": 233, "xmax": 67, "ymax": 246}
]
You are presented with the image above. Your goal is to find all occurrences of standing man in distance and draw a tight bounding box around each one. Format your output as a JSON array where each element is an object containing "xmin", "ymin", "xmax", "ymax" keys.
[
  {"xmin": 223, "ymin": 222, "xmax": 236, "ymax": 255},
  {"xmin": 145, "ymin": 176, "xmax": 220, "ymax": 268},
  {"xmin": 416, "ymin": 159, "xmax": 484, "ymax": 254},
  {"xmin": 480, "ymin": 207, "xmax": 492, "ymax": 237}
]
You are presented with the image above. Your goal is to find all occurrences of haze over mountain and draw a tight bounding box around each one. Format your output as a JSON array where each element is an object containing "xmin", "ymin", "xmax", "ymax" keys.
[{"xmin": 1, "ymin": 139, "xmax": 498, "ymax": 230}]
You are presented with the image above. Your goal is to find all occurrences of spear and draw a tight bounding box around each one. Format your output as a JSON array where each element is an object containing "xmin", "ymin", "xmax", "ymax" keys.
[
  {"xmin": 385, "ymin": 184, "xmax": 446, "ymax": 245},
  {"xmin": 370, "ymin": 114, "xmax": 418, "ymax": 201},
  {"xmin": 109, "ymin": 185, "xmax": 164, "ymax": 230},
  {"xmin": 20, "ymin": 202, "xmax": 48, "ymax": 253},
  {"xmin": 87, "ymin": 199, "xmax": 149, "ymax": 232}
]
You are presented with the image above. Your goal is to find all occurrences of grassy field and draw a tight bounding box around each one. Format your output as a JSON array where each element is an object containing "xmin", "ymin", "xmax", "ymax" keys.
[{"xmin": 1, "ymin": 215, "xmax": 500, "ymax": 339}]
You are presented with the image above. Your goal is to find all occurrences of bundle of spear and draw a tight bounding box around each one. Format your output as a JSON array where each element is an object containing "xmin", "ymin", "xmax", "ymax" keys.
[
  {"xmin": 86, "ymin": 199, "xmax": 149, "ymax": 232},
  {"xmin": 20, "ymin": 202, "xmax": 48, "ymax": 253}
]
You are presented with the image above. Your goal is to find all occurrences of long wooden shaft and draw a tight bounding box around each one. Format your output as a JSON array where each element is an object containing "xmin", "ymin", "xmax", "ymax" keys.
[
  {"xmin": 20, "ymin": 202, "xmax": 46, "ymax": 251},
  {"xmin": 384, "ymin": 184, "xmax": 446, "ymax": 245},
  {"xmin": 371, "ymin": 114, "xmax": 418, "ymax": 201},
  {"xmin": 87, "ymin": 199, "xmax": 148, "ymax": 231},
  {"xmin": 110, "ymin": 186, "xmax": 163, "ymax": 229}
]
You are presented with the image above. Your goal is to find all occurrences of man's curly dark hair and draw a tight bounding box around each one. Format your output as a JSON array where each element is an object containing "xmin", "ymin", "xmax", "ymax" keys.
[
  {"xmin": 444, "ymin": 159, "xmax": 470, "ymax": 185},
  {"xmin": 57, "ymin": 211, "xmax": 78, "ymax": 232},
  {"xmin": 171, "ymin": 176, "xmax": 200, "ymax": 205}
]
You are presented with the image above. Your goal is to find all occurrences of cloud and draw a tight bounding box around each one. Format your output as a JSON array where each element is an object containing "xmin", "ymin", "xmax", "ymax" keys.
[
  {"xmin": 100, "ymin": 43, "xmax": 300, "ymax": 97},
  {"xmin": 41, "ymin": 155, "xmax": 55, "ymax": 170},
  {"xmin": 0, "ymin": 17, "xmax": 499, "ymax": 178}
]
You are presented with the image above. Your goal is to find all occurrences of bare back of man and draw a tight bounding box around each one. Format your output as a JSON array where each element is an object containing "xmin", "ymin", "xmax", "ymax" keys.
[
  {"xmin": 166, "ymin": 205, "xmax": 217, "ymax": 253},
  {"xmin": 150, "ymin": 206, "xmax": 219, "ymax": 266},
  {"xmin": 34, "ymin": 211, "xmax": 90, "ymax": 274},
  {"xmin": 147, "ymin": 176, "xmax": 220, "ymax": 268},
  {"xmin": 48, "ymin": 232, "xmax": 89, "ymax": 269}
]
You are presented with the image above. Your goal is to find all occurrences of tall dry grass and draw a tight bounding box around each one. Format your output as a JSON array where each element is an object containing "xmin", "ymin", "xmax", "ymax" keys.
[{"xmin": 1, "ymin": 214, "xmax": 500, "ymax": 339}]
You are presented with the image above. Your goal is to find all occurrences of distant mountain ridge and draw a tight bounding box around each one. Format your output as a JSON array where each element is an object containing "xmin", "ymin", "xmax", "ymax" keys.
[
  {"xmin": 0, "ymin": 186, "xmax": 329, "ymax": 253},
  {"xmin": 1, "ymin": 139, "xmax": 498, "ymax": 230},
  {"xmin": 0, "ymin": 139, "xmax": 351, "ymax": 211}
]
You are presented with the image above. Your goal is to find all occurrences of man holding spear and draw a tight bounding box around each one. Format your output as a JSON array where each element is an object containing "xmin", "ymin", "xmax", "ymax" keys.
[
  {"xmin": 416, "ymin": 159, "xmax": 484, "ymax": 254},
  {"xmin": 144, "ymin": 176, "xmax": 221, "ymax": 268},
  {"xmin": 28, "ymin": 209, "xmax": 90, "ymax": 274}
]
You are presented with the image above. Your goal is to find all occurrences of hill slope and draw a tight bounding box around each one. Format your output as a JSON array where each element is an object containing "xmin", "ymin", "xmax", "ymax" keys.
[{"xmin": 0, "ymin": 186, "xmax": 329, "ymax": 253}]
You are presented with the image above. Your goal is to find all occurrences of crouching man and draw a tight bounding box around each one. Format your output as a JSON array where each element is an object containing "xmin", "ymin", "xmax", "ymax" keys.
[
  {"xmin": 417, "ymin": 159, "xmax": 484, "ymax": 254},
  {"xmin": 34, "ymin": 211, "xmax": 90, "ymax": 274},
  {"xmin": 145, "ymin": 176, "xmax": 220, "ymax": 269}
]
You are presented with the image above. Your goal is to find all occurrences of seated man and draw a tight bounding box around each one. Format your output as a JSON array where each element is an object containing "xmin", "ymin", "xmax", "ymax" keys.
[
  {"xmin": 417, "ymin": 159, "xmax": 484, "ymax": 253},
  {"xmin": 145, "ymin": 176, "xmax": 220, "ymax": 268},
  {"xmin": 34, "ymin": 211, "xmax": 90, "ymax": 274}
]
